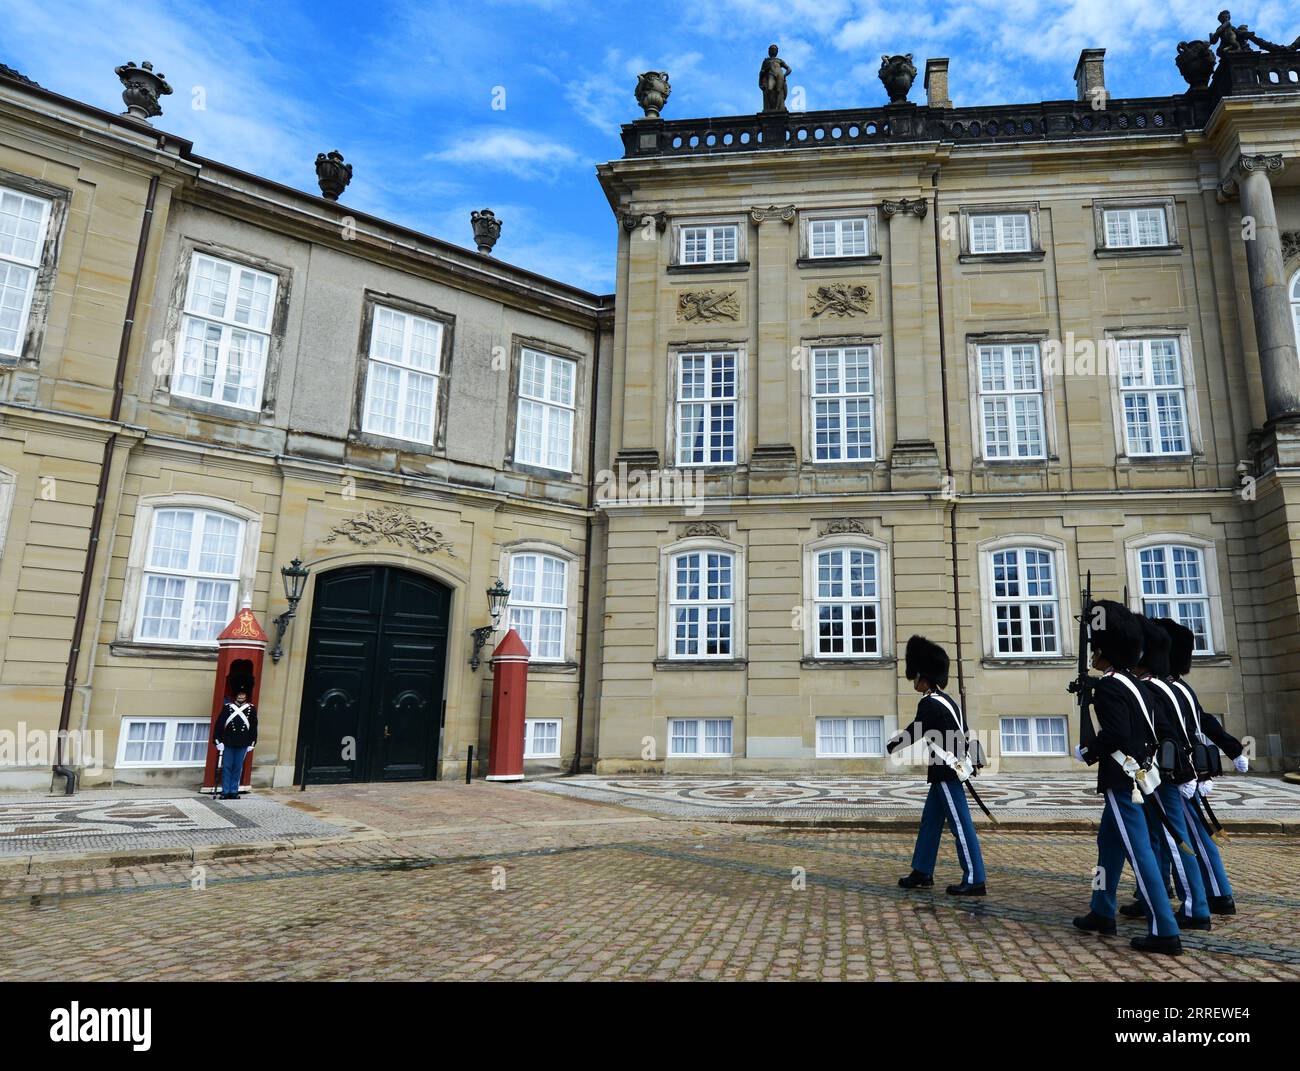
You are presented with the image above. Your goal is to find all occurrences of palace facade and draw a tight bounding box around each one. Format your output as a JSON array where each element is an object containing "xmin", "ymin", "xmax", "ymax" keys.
[{"xmin": 1, "ymin": 34, "xmax": 1298, "ymax": 788}]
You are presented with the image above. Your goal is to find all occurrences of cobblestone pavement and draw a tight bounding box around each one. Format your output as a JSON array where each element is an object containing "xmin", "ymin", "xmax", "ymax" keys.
[
  {"xmin": 530, "ymin": 774, "xmax": 1300, "ymax": 823},
  {"xmin": 2, "ymin": 801, "xmax": 1297, "ymax": 980}
]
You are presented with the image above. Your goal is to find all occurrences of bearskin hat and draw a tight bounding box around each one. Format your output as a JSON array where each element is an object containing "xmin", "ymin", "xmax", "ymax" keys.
[
  {"xmin": 1087, "ymin": 599, "xmax": 1144, "ymax": 670},
  {"xmin": 1154, "ymin": 617, "xmax": 1195, "ymax": 677},
  {"xmin": 905, "ymin": 634, "xmax": 950, "ymax": 689},
  {"xmin": 1136, "ymin": 615, "xmax": 1171, "ymax": 678}
]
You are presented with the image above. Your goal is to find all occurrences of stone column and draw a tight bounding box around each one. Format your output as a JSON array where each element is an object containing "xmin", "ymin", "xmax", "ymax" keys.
[
  {"xmin": 615, "ymin": 210, "xmax": 666, "ymax": 469},
  {"xmin": 1222, "ymin": 154, "xmax": 1300, "ymax": 424},
  {"xmin": 882, "ymin": 197, "xmax": 942, "ymax": 488},
  {"xmin": 749, "ymin": 204, "xmax": 798, "ymax": 481}
]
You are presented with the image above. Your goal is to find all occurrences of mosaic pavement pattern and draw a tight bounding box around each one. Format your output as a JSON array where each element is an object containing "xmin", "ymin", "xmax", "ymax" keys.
[
  {"xmin": 529, "ymin": 775, "xmax": 1300, "ymax": 820},
  {"xmin": 0, "ymin": 791, "xmax": 343, "ymax": 856}
]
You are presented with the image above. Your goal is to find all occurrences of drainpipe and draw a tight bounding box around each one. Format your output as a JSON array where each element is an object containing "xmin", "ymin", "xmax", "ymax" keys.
[
  {"xmin": 571, "ymin": 312, "xmax": 604, "ymax": 775},
  {"xmin": 54, "ymin": 174, "xmax": 160, "ymax": 794},
  {"xmin": 931, "ymin": 169, "xmax": 968, "ymax": 715}
]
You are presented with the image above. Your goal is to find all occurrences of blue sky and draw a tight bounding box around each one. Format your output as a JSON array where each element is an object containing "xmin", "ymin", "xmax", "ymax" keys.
[{"xmin": 3, "ymin": 0, "xmax": 1297, "ymax": 292}]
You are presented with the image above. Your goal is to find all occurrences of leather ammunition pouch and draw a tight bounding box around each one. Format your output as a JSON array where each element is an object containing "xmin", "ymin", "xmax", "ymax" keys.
[
  {"xmin": 1193, "ymin": 741, "xmax": 1222, "ymax": 779},
  {"xmin": 1155, "ymin": 738, "xmax": 1180, "ymax": 777}
]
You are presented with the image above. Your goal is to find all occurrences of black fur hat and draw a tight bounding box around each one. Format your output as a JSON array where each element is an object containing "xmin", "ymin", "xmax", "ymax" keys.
[
  {"xmin": 1155, "ymin": 617, "xmax": 1195, "ymax": 676},
  {"xmin": 1088, "ymin": 599, "xmax": 1144, "ymax": 670},
  {"xmin": 905, "ymin": 635, "xmax": 950, "ymax": 689},
  {"xmin": 1136, "ymin": 615, "xmax": 1171, "ymax": 678}
]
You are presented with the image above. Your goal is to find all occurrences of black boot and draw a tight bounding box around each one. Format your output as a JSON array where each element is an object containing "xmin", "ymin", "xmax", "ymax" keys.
[
  {"xmin": 1183, "ymin": 916, "xmax": 1212, "ymax": 931},
  {"xmin": 1073, "ymin": 911, "xmax": 1117, "ymax": 936},
  {"xmin": 1131, "ymin": 934, "xmax": 1183, "ymax": 956},
  {"xmin": 1119, "ymin": 899, "xmax": 1147, "ymax": 919},
  {"xmin": 898, "ymin": 870, "xmax": 934, "ymax": 889},
  {"xmin": 946, "ymin": 881, "xmax": 986, "ymax": 896},
  {"xmin": 1208, "ymin": 895, "xmax": 1236, "ymax": 915}
]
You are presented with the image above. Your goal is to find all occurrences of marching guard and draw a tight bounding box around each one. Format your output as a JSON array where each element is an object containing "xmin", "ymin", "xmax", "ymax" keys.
[
  {"xmin": 1119, "ymin": 617, "xmax": 1212, "ymax": 930},
  {"xmin": 1157, "ymin": 618, "xmax": 1247, "ymax": 915},
  {"xmin": 1072, "ymin": 600, "xmax": 1183, "ymax": 956},
  {"xmin": 887, "ymin": 635, "xmax": 988, "ymax": 896}
]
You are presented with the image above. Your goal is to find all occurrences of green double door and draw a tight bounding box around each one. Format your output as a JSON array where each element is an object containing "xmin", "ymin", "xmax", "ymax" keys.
[{"xmin": 296, "ymin": 566, "xmax": 449, "ymax": 783}]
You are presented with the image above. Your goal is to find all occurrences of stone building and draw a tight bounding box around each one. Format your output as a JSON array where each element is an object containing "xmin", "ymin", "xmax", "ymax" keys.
[
  {"xmin": 1, "ymin": 29, "xmax": 1299, "ymax": 791},
  {"xmin": 0, "ymin": 64, "xmax": 612, "ymax": 789},
  {"xmin": 592, "ymin": 45, "xmax": 1300, "ymax": 775}
]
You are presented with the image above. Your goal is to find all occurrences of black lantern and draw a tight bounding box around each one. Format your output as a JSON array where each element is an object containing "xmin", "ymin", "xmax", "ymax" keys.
[
  {"xmin": 470, "ymin": 577, "xmax": 512, "ymax": 671},
  {"xmin": 270, "ymin": 558, "xmax": 311, "ymax": 663}
]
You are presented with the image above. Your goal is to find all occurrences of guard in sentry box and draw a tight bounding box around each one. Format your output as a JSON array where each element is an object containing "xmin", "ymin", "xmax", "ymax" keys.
[
  {"xmin": 1156, "ymin": 617, "xmax": 1247, "ymax": 916},
  {"xmin": 1072, "ymin": 600, "xmax": 1183, "ymax": 956},
  {"xmin": 887, "ymin": 635, "xmax": 987, "ymax": 897},
  {"xmin": 1119, "ymin": 616, "xmax": 1212, "ymax": 931}
]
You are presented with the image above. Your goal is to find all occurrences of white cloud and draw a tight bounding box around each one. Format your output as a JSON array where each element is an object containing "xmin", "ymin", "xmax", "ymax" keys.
[{"xmin": 429, "ymin": 130, "xmax": 582, "ymax": 180}]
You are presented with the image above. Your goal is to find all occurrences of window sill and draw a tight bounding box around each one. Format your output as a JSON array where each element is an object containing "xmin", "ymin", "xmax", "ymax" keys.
[
  {"xmin": 801, "ymin": 657, "xmax": 896, "ymax": 669},
  {"xmin": 958, "ymin": 251, "xmax": 1045, "ymax": 264},
  {"xmin": 506, "ymin": 459, "xmax": 579, "ymax": 482},
  {"xmin": 981, "ymin": 657, "xmax": 1073, "ymax": 669},
  {"xmin": 110, "ymin": 641, "xmax": 219, "ymax": 661},
  {"xmin": 796, "ymin": 255, "xmax": 882, "ymax": 269},
  {"xmin": 667, "ymin": 262, "xmax": 750, "ymax": 275},
  {"xmin": 1093, "ymin": 245, "xmax": 1182, "ymax": 259},
  {"xmin": 520, "ymin": 661, "xmax": 579, "ymax": 675},
  {"xmin": 1116, "ymin": 453, "xmax": 1198, "ymax": 466},
  {"xmin": 1190, "ymin": 655, "xmax": 1232, "ymax": 668},
  {"xmin": 349, "ymin": 429, "xmax": 439, "ymax": 455},
  {"xmin": 159, "ymin": 391, "xmax": 273, "ymax": 425},
  {"xmin": 655, "ymin": 659, "xmax": 747, "ymax": 671},
  {"xmin": 973, "ymin": 457, "xmax": 1055, "ymax": 471}
]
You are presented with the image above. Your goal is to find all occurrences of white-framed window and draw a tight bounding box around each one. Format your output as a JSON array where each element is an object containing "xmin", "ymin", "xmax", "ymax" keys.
[
  {"xmin": 676, "ymin": 351, "xmax": 737, "ymax": 466},
  {"xmin": 1117, "ymin": 337, "xmax": 1189, "ymax": 456},
  {"xmin": 681, "ymin": 224, "xmax": 738, "ymax": 265},
  {"xmin": 977, "ymin": 342, "xmax": 1045, "ymax": 460},
  {"xmin": 1137, "ymin": 543, "xmax": 1213, "ymax": 653},
  {"xmin": 361, "ymin": 304, "xmax": 443, "ymax": 445},
  {"xmin": 135, "ymin": 507, "xmax": 246, "ymax": 645},
  {"xmin": 0, "ymin": 185, "xmax": 52, "ymax": 357},
  {"xmin": 813, "ymin": 545, "xmax": 881, "ymax": 657},
  {"xmin": 1290, "ymin": 269, "xmax": 1299, "ymax": 359},
  {"xmin": 812, "ymin": 345, "xmax": 875, "ymax": 462},
  {"xmin": 815, "ymin": 717, "xmax": 884, "ymax": 757},
  {"xmin": 989, "ymin": 546, "xmax": 1061, "ymax": 656},
  {"xmin": 669, "ymin": 549, "xmax": 734, "ymax": 659},
  {"xmin": 668, "ymin": 717, "xmax": 733, "ymax": 757},
  {"xmin": 1103, "ymin": 206, "xmax": 1169, "ymax": 249},
  {"xmin": 523, "ymin": 718, "xmax": 561, "ymax": 759},
  {"xmin": 969, "ymin": 212, "xmax": 1031, "ymax": 254},
  {"xmin": 1000, "ymin": 716, "xmax": 1068, "ymax": 756},
  {"xmin": 808, "ymin": 217, "xmax": 870, "ymax": 258},
  {"xmin": 174, "ymin": 252, "xmax": 277, "ymax": 411},
  {"xmin": 515, "ymin": 348, "xmax": 575, "ymax": 472},
  {"xmin": 507, "ymin": 552, "xmax": 568, "ymax": 662},
  {"xmin": 116, "ymin": 717, "xmax": 210, "ymax": 768}
]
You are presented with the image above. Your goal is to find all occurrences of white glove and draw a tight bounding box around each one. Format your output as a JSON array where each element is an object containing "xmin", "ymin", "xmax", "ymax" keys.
[
  {"xmin": 1073, "ymin": 744, "xmax": 1086, "ymax": 763},
  {"xmin": 1233, "ymin": 755, "xmax": 1248, "ymax": 773},
  {"xmin": 1179, "ymin": 780, "xmax": 1197, "ymax": 799},
  {"xmin": 216, "ymin": 742, "xmax": 225, "ymax": 753},
  {"xmin": 1201, "ymin": 779, "xmax": 1214, "ymax": 795}
]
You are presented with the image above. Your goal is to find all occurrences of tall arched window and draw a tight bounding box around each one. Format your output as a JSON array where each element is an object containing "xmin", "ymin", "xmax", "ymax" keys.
[{"xmin": 1291, "ymin": 268, "xmax": 1300, "ymax": 360}]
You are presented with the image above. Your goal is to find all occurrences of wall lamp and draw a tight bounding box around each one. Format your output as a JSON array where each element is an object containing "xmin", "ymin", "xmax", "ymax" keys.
[
  {"xmin": 469, "ymin": 577, "xmax": 511, "ymax": 671},
  {"xmin": 270, "ymin": 558, "xmax": 311, "ymax": 663}
]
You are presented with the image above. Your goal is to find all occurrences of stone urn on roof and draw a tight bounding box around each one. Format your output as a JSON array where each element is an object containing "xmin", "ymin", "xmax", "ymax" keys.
[
  {"xmin": 114, "ymin": 60, "xmax": 173, "ymax": 122},
  {"xmin": 879, "ymin": 54, "xmax": 917, "ymax": 103}
]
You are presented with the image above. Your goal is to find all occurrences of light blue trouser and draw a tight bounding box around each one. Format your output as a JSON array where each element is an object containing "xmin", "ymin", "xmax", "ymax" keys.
[
  {"xmin": 1145, "ymin": 782, "xmax": 1210, "ymax": 921},
  {"xmin": 1090, "ymin": 788, "xmax": 1180, "ymax": 938},
  {"xmin": 910, "ymin": 780, "xmax": 986, "ymax": 885},
  {"xmin": 1182, "ymin": 792, "xmax": 1233, "ymax": 900},
  {"xmin": 220, "ymin": 745, "xmax": 248, "ymax": 797}
]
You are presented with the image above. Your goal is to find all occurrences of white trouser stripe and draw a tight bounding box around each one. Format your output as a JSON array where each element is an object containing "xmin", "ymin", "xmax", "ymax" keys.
[
  {"xmin": 941, "ymin": 782, "xmax": 974, "ymax": 884},
  {"xmin": 1183, "ymin": 797, "xmax": 1222, "ymax": 897},
  {"xmin": 1107, "ymin": 789, "xmax": 1158, "ymax": 937},
  {"xmin": 1162, "ymin": 822, "xmax": 1194, "ymax": 918}
]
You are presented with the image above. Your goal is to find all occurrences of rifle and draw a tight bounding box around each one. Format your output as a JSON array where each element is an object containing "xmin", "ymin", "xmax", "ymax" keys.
[{"xmin": 1068, "ymin": 571, "xmax": 1096, "ymax": 749}]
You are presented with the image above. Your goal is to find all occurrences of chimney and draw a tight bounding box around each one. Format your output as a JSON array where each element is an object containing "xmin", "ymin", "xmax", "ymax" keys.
[
  {"xmin": 924, "ymin": 58, "xmax": 952, "ymax": 109},
  {"xmin": 1073, "ymin": 48, "xmax": 1106, "ymax": 104}
]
